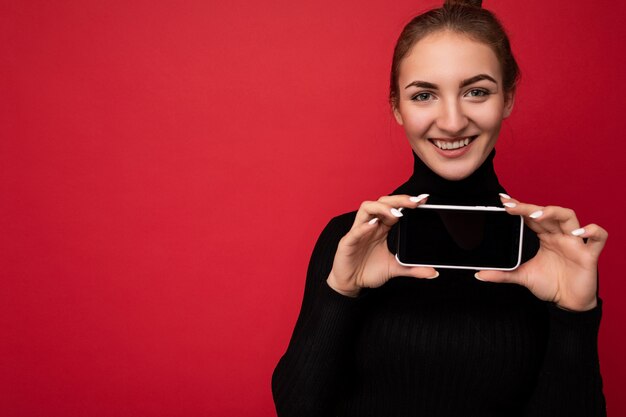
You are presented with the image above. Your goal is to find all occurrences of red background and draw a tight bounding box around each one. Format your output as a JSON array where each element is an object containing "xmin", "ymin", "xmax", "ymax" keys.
[{"xmin": 2, "ymin": 0, "xmax": 625, "ymax": 415}]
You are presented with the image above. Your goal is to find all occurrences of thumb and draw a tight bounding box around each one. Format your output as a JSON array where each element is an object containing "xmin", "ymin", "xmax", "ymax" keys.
[
  {"xmin": 393, "ymin": 264, "xmax": 439, "ymax": 280},
  {"xmin": 474, "ymin": 269, "xmax": 520, "ymax": 285},
  {"xmin": 389, "ymin": 253, "xmax": 439, "ymax": 279}
]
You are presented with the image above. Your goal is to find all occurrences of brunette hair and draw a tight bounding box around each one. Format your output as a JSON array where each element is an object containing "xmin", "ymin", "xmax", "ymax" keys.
[{"xmin": 389, "ymin": 0, "xmax": 519, "ymax": 108}]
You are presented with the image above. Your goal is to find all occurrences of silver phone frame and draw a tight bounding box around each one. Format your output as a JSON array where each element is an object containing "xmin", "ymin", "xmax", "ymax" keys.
[{"xmin": 395, "ymin": 204, "xmax": 524, "ymax": 271}]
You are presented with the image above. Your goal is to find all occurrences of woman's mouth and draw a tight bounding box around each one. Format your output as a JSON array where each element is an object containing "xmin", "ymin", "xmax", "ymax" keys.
[{"xmin": 430, "ymin": 136, "xmax": 478, "ymax": 150}]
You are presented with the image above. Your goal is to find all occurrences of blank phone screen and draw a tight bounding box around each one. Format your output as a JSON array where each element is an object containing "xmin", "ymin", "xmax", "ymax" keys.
[{"xmin": 396, "ymin": 206, "xmax": 523, "ymax": 270}]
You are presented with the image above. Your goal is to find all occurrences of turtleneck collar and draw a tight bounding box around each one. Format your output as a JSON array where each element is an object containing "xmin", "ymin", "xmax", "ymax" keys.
[{"xmin": 392, "ymin": 149, "xmax": 506, "ymax": 206}]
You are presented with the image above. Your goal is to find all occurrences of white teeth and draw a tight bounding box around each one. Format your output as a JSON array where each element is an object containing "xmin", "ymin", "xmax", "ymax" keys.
[{"xmin": 434, "ymin": 137, "xmax": 472, "ymax": 150}]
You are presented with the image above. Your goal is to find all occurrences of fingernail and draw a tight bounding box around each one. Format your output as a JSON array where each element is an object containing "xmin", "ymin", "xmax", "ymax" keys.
[
  {"xmin": 529, "ymin": 210, "xmax": 543, "ymax": 219},
  {"xmin": 390, "ymin": 208, "xmax": 403, "ymax": 217},
  {"xmin": 474, "ymin": 272, "xmax": 484, "ymax": 281},
  {"xmin": 499, "ymin": 193, "xmax": 511, "ymax": 199},
  {"xmin": 426, "ymin": 271, "xmax": 439, "ymax": 279},
  {"xmin": 410, "ymin": 194, "xmax": 429, "ymax": 203},
  {"xmin": 571, "ymin": 228, "xmax": 585, "ymax": 236},
  {"xmin": 368, "ymin": 218, "xmax": 379, "ymax": 225},
  {"xmin": 504, "ymin": 202, "xmax": 517, "ymax": 208}
]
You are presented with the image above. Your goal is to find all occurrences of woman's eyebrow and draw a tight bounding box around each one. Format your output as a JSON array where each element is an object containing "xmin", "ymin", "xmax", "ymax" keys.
[
  {"xmin": 404, "ymin": 80, "xmax": 438, "ymax": 90},
  {"xmin": 460, "ymin": 74, "xmax": 497, "ymax": 87},
  {"xmin": 404, "ymin": 74, "xmax": 497, "ymax": 90}
]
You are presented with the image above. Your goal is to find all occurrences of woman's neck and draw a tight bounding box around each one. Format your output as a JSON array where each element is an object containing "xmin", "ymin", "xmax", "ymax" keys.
[{"xmin": 393, "ymin": 149, "xmax": 505, "ymax": 206}]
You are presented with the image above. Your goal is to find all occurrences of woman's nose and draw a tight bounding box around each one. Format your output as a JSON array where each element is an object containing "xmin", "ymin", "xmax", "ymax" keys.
[{"xmin": 436, "ymin": 101, "xmax": 469, "ymax": 134}]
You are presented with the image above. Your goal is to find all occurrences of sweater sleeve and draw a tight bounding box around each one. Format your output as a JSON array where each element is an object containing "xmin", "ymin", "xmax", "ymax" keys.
[
  {"xmin": 272, "ymin": 213, "xmax": 362, "ymax": 417},
  {"xmin": 523, "ymin": 300, "xmax": 606, "ymax": 416}
]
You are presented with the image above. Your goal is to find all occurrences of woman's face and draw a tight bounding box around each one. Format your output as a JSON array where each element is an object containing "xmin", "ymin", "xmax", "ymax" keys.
[{"xmin": 393, "ymin": 31, "xmax": 514, "ymax": 181}]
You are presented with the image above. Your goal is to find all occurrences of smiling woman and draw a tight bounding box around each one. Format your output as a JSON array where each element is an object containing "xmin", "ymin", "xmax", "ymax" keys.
[
  {"xmin": 393, "ymin": 32, "xmax": 513, "ymax": 180},
  {"xmin": 272, "ymin": 0, "xmax": 608, "ymax": 416},
  {"xmin": 2, "ymin": 0, "xmax": 622, "ymax": 415}
]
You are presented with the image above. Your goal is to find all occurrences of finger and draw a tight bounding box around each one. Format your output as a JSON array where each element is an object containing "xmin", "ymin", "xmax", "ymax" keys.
[
  {"xmin": 499, "ymin": 192, "xmax": 516, "ymax": 208},
  {"xmin": 355, "ymin": 194, "xmax": 429, "ymax": 226},
  {"xmin": 342, "ymin": 219, "xmax": 379, "ymax": 244},
  {"xmin": 390, "ymin": 259, "xmax": 439, "ymax": 280},
  {"xmin": 532, "ymin": 205, "xmax": 581, "ymax": 234},
  {"xmin": 501, "ymin": 196, "xmax": 584, "ymax": 237},
  {"xmin": 474, "ymin": 269, "xmax": 523, "ymax": 286},
  {"xmin": 369, "ymin": 194, "xmax": 430, "ymax": 224},
  {"xmin": 353, "ymin": 200, "xmax": 407, "ymax": 230},
  {"xmin": 572, "ymin": 223, "xmax": 609, "ymax": 258},
  {"xmin": 378, "ymin": 193, "xmax": 430, "ymax": 207},
  {"xmin": 354, "ymin": 200, "xmax": 395, "ymax": 226},
  {"xmin": 499, "ymin": 198, "xmax": 549, "ymax": 234}
]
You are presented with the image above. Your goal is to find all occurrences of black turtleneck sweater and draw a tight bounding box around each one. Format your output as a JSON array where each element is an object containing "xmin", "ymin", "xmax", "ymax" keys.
[{"xmin": 272, "ymin": 151, "xmax": 606, "ymax": 416}]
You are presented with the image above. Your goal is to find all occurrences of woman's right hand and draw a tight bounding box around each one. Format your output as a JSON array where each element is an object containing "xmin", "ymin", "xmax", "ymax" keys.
[{"xmin": 327, "ymin": 194, "xmax": 439, "ymax": 297}]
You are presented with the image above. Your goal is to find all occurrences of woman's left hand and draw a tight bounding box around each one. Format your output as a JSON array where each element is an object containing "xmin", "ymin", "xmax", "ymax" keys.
[{"xmin": 475, "ymin": 195, "xmax": 608, "ymax": 312}]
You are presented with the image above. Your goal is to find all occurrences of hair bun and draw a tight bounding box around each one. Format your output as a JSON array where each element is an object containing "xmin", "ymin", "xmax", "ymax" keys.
[{"xmin": 444, "ymin": 0, "xmax": 482, "ymax": 7}]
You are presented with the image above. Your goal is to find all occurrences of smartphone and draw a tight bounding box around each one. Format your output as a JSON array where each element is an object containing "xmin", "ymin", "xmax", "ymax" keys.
[{"xmin": 396, "ymin": 204, "xmax": 524, "ymax": 271}]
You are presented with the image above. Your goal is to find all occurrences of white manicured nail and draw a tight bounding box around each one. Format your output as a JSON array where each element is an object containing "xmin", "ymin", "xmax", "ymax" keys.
[
  {"xmin": 571, "ymin": 228, "xmax": 585, "ymax": 236},
  {"xmin": 390, "ymin": 208, "xmax": 403, "ymax": 217},
  {"xmin": 410, "ymin": 194, "xmax": 429, "ymax": 203},
  {"xmin": 368, "ymin": 218, "xmax": 379, "ymax": 225},
  {"xmin": 474, "ymin": 272, "xmax": 484, "ymax": 281},
  {"xmin": 504, "ymin": 202, "xmax": 517, "ymax": 208},
  {"xmin": 499, "ymin": 193, "xmax": 511, "ymax": 199},
  {"xmin": 529, "ymin": 210, "xmax": 543, "ymax": 219}
]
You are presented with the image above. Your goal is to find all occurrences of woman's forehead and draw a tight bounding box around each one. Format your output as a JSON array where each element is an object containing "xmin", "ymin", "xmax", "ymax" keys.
[{"xmin": 399, "ymin": 31, "xmax": 502, "ymax": 84}]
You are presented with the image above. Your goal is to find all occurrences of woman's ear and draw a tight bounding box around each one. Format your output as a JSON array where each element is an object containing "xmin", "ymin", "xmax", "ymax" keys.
[
  {"xmin": 503, "ymin": 91, "xmax": 515, "ymax": 119},
  {"xmin": 393, "ymin": 105, "xmax": 404, "ymax": 125}
]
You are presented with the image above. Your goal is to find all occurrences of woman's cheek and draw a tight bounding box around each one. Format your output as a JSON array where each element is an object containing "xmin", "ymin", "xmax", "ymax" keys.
[{"xmin": 403, "ymin": 113, "xmax": 433, "ymax": 139}]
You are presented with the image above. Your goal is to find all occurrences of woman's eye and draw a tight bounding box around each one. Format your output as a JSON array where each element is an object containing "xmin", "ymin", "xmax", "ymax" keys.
[
  {"xmin": 466, "ymin": 89, "xmax": 489, "ymax": 98},
  {"xmin": 411, "ymin": 92, "xmax": 433, "ymax": 102}
]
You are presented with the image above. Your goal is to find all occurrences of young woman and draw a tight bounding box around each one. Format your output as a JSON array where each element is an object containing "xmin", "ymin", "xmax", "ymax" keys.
[{"xmin": 272, "ymin": 1, "xmax": 608, "ymax": 415}]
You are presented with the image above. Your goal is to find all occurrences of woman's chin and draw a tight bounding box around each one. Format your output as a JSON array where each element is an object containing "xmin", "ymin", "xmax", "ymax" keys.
[{"xmin": 414, "ymin": 142, "xmax": 493, "ymax": 182}]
